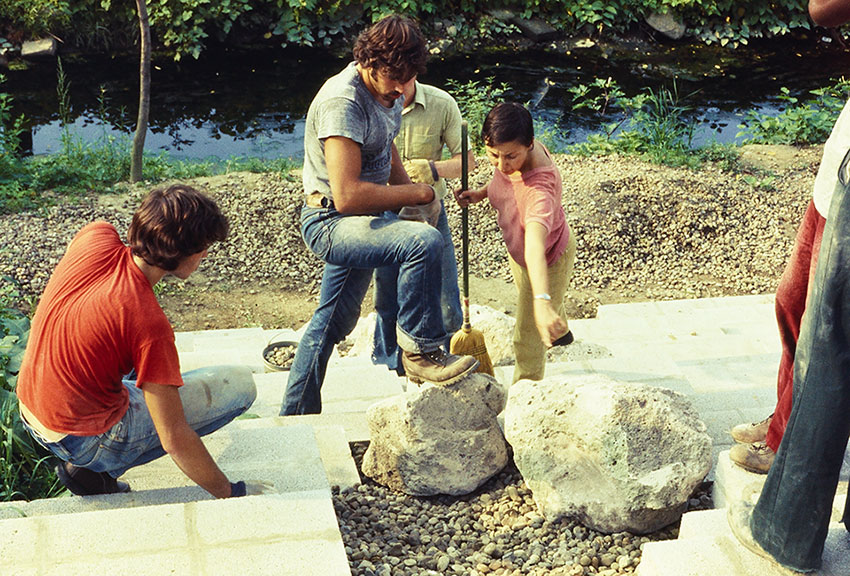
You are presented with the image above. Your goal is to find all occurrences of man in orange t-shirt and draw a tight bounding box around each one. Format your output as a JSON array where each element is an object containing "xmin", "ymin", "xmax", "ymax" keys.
[{"xmin": 17, "ymin": 184, "xmax": 257, "ymax": 498}]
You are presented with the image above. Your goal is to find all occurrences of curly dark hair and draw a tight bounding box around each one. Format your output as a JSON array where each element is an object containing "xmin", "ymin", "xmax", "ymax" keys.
[
  {"xmin": 353, "ymin": 14, "xmax": 427, "ymax": 81},
  {"xmin": 482, "ymin": 102, "xmax": 534, "ymax": 148},
  {"xmin": 128, "ymin": 184, "xmax": 228, "ymax": 271}
]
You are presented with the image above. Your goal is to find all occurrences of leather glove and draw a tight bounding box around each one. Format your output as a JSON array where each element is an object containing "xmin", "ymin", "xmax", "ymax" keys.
[
  {"xmin": 403, "ymin": 158, "xmax": 438, "ymax": 185},
  {"xmin": 399, "ymin": 192, "xmax": 441, "ymax": 227}
]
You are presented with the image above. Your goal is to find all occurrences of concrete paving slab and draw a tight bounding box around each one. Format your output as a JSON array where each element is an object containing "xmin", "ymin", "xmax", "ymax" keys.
[
  {"xmin": 637, "ymin": 509, "xmax": 850, "ymax": 576},
  {"xmin": 231, "ymin": 419, "xmax": 361, "ymax": 491},
  {"xmin": 247, "ymin": 364, "xmax": 406, "ymax": 419},
  {"xmin": 0, "ymin": 492, "xmax": 351, "ymax": 576},
  {"xmin": 122, "ymin": 424, "xmax": 329, "ymax": 495}
]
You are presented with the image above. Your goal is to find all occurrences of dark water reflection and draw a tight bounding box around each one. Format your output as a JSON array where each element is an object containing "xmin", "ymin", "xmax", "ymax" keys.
[{"xmin": 6, "ymin": 38, "xmax": 850, "ymax": 159}]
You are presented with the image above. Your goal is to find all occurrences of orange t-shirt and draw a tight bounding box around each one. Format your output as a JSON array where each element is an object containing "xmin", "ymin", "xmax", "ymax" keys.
[{"xmin": 16, "ymin": 222, "xmax": 182, "ymax": 436}]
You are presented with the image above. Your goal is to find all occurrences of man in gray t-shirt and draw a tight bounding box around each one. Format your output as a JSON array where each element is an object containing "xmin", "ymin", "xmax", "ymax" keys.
[{"xmin": 281, "ymin": 15, "xmax": 478, "ymax": 416}]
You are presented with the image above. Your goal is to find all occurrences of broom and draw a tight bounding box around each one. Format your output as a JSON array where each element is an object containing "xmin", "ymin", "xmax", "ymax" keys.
[{"xmin": 450, "ymin": 120, "xmax": 494, "ymax": 376}]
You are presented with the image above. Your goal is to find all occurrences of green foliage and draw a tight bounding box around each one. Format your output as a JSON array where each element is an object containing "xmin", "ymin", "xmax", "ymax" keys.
[
  {"xmin": 569, "ymin": 79, "xmax": 699, "ymax": 168},
  {"xmin": 0, "ymin": 0, "xmax": 71, "ymax": 38},
  {"xmin": 533, "ymin": 117, "xmax": 569, "ymax": 154},
  {"xmin": 444, "ymin": 77, "xmax": 510, "ymax": 152},
  {"xmin": 737, "ymin": 78, "xmax": 850, "ymax": 145},
  {"xmin": 679, "ymin": 0, "xmax": 811, "ymax": 47},
  {"xmin": 146, "ymin": 0, "xmax": 254, "ymax": 60},
  {"xmin": 0, "ymin": 279, "xmax": 61, "ymax": 502},
  {"xmin": 7, "ymin": 0, "xmax": 820, "ymax": 57}
]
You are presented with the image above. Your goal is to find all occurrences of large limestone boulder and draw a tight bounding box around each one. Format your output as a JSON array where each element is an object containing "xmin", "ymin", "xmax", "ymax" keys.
[
  {"xmin": 362, "ymin": 373, "xmax": 508, "ymax": 496},
  {"xmin": 504, "ymin": 373, "xmax": 712, "ymax": 534}
]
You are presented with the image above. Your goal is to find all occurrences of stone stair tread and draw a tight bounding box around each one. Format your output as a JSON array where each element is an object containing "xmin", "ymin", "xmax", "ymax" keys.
[
  {"xmin": 122, "ymin": 423, "xmax": 328, "ymax": 493},
  {"xmin": 713, "ymin": 450, "xmax": 849, "ymax": 520},
  {"xmin": 637, "ymin": 509, "xmax": 850, "ymax": 576},
  {"xmin": 247, "ymin": 364, "xmax": 406, "ymax": 420},
  {"xmin": 0, "ymin": 492, "xmax": 351, "ymax": 576},
  {"xmin": 230, "ymin": 419, "xmax": 361, "ymax": 490},
  {"xmin": 0, "ymin": 423, "xmax": 329, "ymax": 521}
]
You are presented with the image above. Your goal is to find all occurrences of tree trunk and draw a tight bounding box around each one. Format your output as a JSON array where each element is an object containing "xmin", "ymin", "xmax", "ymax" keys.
[{"xmin": 131, "ymin": 0, "xmax": 151, "ymax": 183}]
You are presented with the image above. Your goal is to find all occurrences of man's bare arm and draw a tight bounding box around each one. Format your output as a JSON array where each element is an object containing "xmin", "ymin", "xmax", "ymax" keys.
[
  {"xmin": 142, "ymin": 382, "xmax": 232, "ymax": 498},
  {"xmin": 325, "ymin": 136, "xmax": 433, "ymax": 214}
]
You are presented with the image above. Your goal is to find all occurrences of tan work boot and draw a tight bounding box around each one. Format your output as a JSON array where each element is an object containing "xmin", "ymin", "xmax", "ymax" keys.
[
  {"xmin": 729, "ymin": 441, "xmax": 775, "ymax": 474},
  {"xmin": 730, "ymin": 414, "xmax": 773, "ymax": 444},
  {"xmin": 727, "ymin": 501, "xmax": 797, "ymax": 575},
  {"xmin": 402, "ymin": 348, "xmax": 479, "ymax": 386}
]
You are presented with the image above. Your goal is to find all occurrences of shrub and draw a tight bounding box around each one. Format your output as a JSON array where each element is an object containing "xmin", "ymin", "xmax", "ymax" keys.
[{"xmin": 737, "ymin": 78, "xmax": 850, "ymax": 145}]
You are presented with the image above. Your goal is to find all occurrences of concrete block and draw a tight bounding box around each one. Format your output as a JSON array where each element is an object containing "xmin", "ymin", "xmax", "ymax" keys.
[
  {"xmin": 0, "ymin": 494, "xmax": 350, "ymax": 576},
  {"xmin": 637, "ymin": 511, "xmax": 850, "ymax": 576},
  {"xmin": 231, "ymin": 419, "xmax": 361, "ymax": 491},
  {"xmin": 122, "ymin": 424, "xmax": 329, "ymax": 495},
  {"xmin": 713, "ymin": 450, "xmax": 767, "ymax": 510},
  {"xmin": 21, "ymin": 38, "xmax": 57, "ymax": 60}
]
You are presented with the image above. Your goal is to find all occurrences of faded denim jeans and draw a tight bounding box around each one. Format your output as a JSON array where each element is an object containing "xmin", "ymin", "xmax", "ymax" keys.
[
  {"xmin": 23, "ymin": 365, "xmax": 256, "ymax": 479},
  {"xmin": 281, "ymin": 206, "xmax": 448, "ymax": 415},
  {"xmin": 372, "ymin": 201, "xmax": 462, "ymax": 374},
  {"xmin": 751, "ymin": 158, "xmax": 850, "ymax": 572}
]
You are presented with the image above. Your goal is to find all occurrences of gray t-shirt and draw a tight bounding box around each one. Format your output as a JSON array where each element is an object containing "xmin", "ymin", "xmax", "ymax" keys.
[{"xmin": 302, "ymin": 62, "xmax": 402, "ymax": 201}]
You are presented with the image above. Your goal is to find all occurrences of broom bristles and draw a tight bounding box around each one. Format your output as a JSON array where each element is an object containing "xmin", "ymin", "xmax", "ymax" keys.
[{"xmin": 450, "ymin": 326, "xmax": 494, "ymax": 376}]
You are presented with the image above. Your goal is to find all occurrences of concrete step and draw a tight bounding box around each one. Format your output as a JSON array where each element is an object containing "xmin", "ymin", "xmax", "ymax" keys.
[
  {"xmin": 230, "ymin": 418, "xmax": 361, "ymax": 491},
  {"xmin": 713, "ymin": 449, "xmax": 850, "ymax": 520},
  {"xmin": 0, "ymin": 491, "xmax": 351, "ymax": 576},
  {"xmin": 0, "ymin": 421, "xmax": 331, "ymax": 521},
  {"xmin": 636, "ymin": 509, "xmax": 850, "ymax": 576},
  {"xmin": 248, "ymin": 364, "xmax": 406, "ymax": 420}
]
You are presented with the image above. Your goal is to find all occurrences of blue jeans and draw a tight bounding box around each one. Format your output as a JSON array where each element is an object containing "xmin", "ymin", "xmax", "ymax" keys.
[
  {"xmin": 23, "ymin": 366, "xmax": 256, "ymax": 479},
  {"xmin": 281, "ymin": 206, "xmax": 448, "ymax": 415},
  {"xmin": 372, "ymin": 201, "xmax": 462, "ymax": 374},
  {"xmin": 751, "ymin": 164, "xmax": 850, "ymax": 572}
]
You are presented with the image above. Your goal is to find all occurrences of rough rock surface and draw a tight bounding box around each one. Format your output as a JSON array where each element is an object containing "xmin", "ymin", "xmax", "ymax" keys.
[
  {"xmin": 362, "ymin": 373, "xmax": 509, "ymax": 496},
  {"xmin": 504, "ymin": 373, "xmax": 712, "ymax": 534}
]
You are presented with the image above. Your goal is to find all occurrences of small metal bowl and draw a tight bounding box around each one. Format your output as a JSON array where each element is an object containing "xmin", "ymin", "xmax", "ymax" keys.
[{"xmin": 262, "ymin": 340, "xmax": 298, "ymax": 373}]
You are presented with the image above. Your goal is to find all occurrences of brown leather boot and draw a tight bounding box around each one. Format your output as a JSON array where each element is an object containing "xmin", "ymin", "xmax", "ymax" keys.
[
  {"xmin": 729, "ymin": 441, "xmax": 775, "ymax": 474},
  {"xmin": 730, "ymin": 414, "xmax": 773, "ymax": 444},
  {"xmin": 401, "ymin": 349, "xmax": 479, "ymax": 386}
]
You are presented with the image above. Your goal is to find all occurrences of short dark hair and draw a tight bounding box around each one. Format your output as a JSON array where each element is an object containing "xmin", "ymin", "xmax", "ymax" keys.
[
  {"xmin": 482, "ymin": 102, "xmax": 534, "ymax": 148},
  {"xmin": 128, "ymin": 184, "xmax": 228, "ymax": 271},
  {"xmin": 353, "ymin": 14, "xmax": 427, "ymax": 82}
]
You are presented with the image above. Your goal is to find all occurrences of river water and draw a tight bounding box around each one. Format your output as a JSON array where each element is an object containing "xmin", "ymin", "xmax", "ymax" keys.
[{"xmin": 5, "ymin": 36, "xmax": 850, "ymax": 160}]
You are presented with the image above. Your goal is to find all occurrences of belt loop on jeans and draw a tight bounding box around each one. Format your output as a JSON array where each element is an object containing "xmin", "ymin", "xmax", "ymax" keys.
[{"xmin": 305, "ymin": 191, "xmax": 334, "ymax": 209}]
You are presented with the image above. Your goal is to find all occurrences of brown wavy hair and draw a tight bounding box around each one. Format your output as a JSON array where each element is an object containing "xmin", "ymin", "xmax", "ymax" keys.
[
  {"xmin": 353, "ymin": 14, "xmax": 427, "ymax": 81},
  {"xmin": 128, "ymin": 184, "xmax": 228, "ymax": 271}
]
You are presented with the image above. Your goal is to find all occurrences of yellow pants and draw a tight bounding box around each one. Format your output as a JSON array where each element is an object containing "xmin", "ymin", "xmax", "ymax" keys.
[{"xmin": 508, "ymin": 228, "xmax": 577, "ymax": 384}]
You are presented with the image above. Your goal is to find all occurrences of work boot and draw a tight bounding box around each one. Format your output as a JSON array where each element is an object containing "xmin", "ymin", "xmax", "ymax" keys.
[
  {"xmin": 730, "ymin": 413, "xmax": 773, "ymax": 444},
  {"xmin": 401, "ymin": 348, "xmax": 479, "ymax": 386},
  {"xmin": 727, "ymin": 501, "xmax": 797, "ymax": 575},
  {"xmin": 56, "ymin": 462, "xmax": 131, "ymax": 496},
  {"xmin": 729, "ymin": 441, "xmax": 775, "ymax": 474}
]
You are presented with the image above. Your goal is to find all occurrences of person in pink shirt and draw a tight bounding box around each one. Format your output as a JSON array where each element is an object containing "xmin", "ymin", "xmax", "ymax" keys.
[{"xmin": 455, "ymin": 102, "xmax": 576, "ymax": 383}]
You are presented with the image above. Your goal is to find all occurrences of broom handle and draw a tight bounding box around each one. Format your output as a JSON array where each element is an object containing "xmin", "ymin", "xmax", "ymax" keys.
[{"xmin": 461, "ymin": 121, "xmax": 471, "ymax": 329}]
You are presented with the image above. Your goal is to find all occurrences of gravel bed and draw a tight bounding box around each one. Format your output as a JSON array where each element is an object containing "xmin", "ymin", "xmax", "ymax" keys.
[
  {"xmin": 0, "ymin": 148, "xmax": 819, "ymax": 316},
  {"xmin": 334, "ymin": 442, "xmax": 712, "ymax": 576}
]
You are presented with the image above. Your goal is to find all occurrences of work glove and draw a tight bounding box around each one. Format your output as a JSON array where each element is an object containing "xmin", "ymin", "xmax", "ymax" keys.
[
  {"xmin": 229, "ymin": 480, "xmax": 276, "ymax": 497},
  {"xmin": 403, "ymin": 158, "xmax": 438, "ymax": 185},
  {"xmin": 399, "ymin": 191, "xmax": 441, "ymax": 227}
]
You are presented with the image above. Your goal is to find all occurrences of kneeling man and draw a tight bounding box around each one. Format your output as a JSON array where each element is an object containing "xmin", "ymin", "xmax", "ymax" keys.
[{"xmin": 17, "ymin": 184, "xmax": 257, "ymax": 498}]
